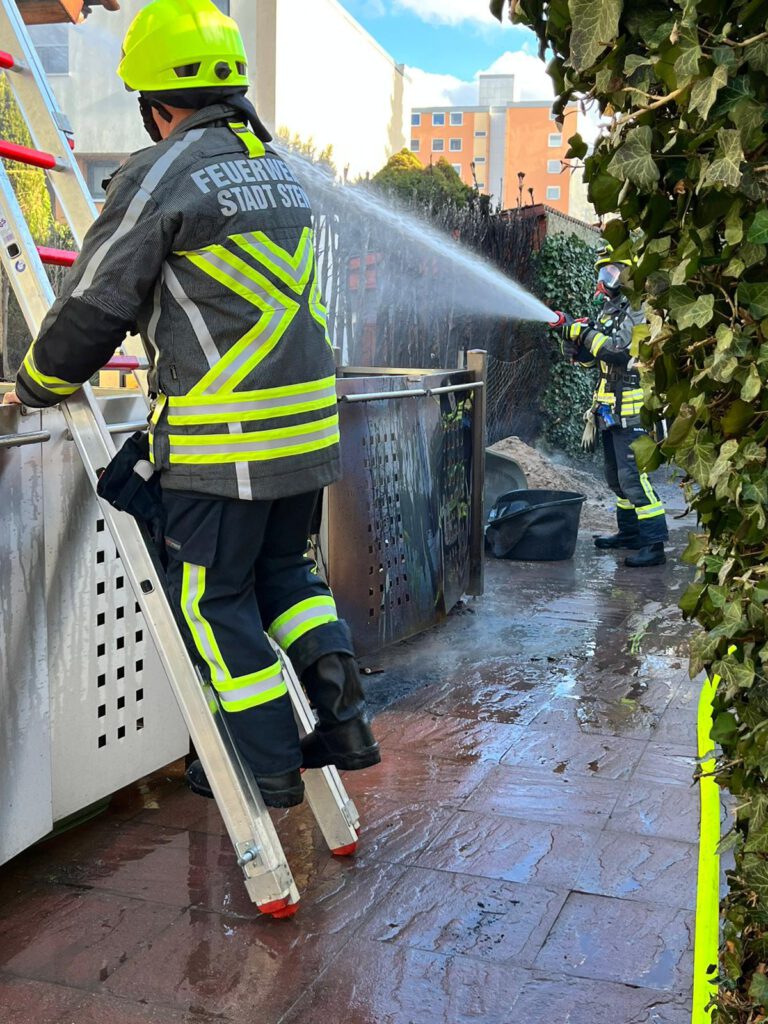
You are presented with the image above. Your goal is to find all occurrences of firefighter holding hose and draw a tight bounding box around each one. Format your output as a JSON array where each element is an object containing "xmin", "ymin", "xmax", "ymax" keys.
[
  {"xmin": 555, "ymin": 246, "xmax": 668, "ymax": 567},
  {"xmin": 3, "ymin": 0, "xmax": 380, "ymax": 805}
]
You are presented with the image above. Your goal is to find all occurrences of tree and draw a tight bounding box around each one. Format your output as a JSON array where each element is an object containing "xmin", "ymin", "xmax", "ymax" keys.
[
  {"xmin": 371, "ymin": 148, "xmax": 475, "ymax": 209},
  {"xmin": 491, "ymin": 1, "xmax": 768, "ymax": 1020}
]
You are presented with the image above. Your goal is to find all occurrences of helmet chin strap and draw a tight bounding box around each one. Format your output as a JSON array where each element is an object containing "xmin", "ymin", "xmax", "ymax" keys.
[{"xmin": 138, "ymin": 95, "xmax": 172, "ymax": 142}]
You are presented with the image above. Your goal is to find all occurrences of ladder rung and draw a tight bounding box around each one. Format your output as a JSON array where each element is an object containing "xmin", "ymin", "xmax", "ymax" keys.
[
  {"xmin": 104, "ymin": 355, "xmax": 148, "ymax": 371},
  {"xmin": 0, "ymin": 50, "xmax": 21, "ymax": 70},
  {"xmin": 36, "ymin": 245, "xmax": 77, "ymax": 266},
  {"xmin": 0, "ymin": 138, "xmax": 61, "ymax": 170}
]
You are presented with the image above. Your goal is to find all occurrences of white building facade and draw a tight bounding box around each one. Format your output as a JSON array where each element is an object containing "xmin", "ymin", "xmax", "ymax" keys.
[{"xmin": 29, "ymin": 0, "xmax": 408, "ymax": 198}]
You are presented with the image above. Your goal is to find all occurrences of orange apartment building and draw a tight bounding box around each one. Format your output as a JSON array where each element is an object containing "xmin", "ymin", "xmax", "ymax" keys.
[{"xmin": 410, "ymin": 74, "xmax": 587, "ymax": 217}]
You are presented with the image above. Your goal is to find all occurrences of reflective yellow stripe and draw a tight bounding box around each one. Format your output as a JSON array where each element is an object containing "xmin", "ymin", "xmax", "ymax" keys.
[
  {"xmin": 693, "ymin": 669, "xmax": 720, "ymax": 1023},
  {"xmin": 309, "ymin": 271, "xmax": 332, "ymax": 345},
  {"xmin": 636, "ymin": 502, "xmax": 665, "ymax": 520},
  {"xmin": 181, "ymin": 563, "xmax": 228, "ymax": 685},
  {"xmin": 616, "ymin": 498, "xmax": 634, "ymax": 510},
  {"xmin": 227, "ymin": 121, "xmax": 265, "ymax": 159},
  {"xmin": 232, "ymin": 227, "xmax": 314, "ymax": 295},
  {"xmin": 148, "ymin": 393, "xmax": 167, "ymax": 465},
  {"xmin": 168, "ymin": 414, "xmax": 339, "ymax": 464},
  {"xmin": 180, "ymin": 562, "xmax": 287, "ymax": 711},
  {"xmin": 268, "ymin": 596, "xmax": 338, "ymax": 649},
  {"xmin": 184, "ymin": 246, "xmax": 298, "ymax": 396},
  {"xmin": 22, "ymin": 348, "xmax": 80, "ymax": 397},
  {"xmin": 166, "ymin": 375, "xmax": 337, "ymax": 424},
  {"xmin": 590, "ymin": 333, "xmax": 609, "ymax": 357}
]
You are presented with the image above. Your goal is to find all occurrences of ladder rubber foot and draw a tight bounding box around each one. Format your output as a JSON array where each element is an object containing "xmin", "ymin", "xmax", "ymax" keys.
[
  {"xmin": 259, "ymin": 897, "xmax": 300, "ymax": 919},
  {"xmin": 331, "ymin": 841, "xmax": 358, "ymax": 857}
]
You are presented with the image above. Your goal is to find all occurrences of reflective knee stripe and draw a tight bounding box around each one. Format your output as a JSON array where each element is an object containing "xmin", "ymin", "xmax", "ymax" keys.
[
  {"xmin": 22, "ymin": 348, "xmax": 80, "ymax": 397},
  {"xmin": 181, "ymin": 563, "xmax": 229, "ymax": 685},
  {"xmin": 227, "ymin": 121, "xmax": 265, "ymax": 159},
  {"xmin": 180, "ymin": 562, "xmax": 287, "ymax": 711},
  {"xmin": 166, "ymin": 375, "xmax": 337, "ymax": 425},
  {"xmin": 168, "ymin": 413, "xmax": 339, "ymax": 464},
  {"xmin": 269, "ymin": 596, "xmax": 338, "ymax": 649},
  {"xmin": 616, "ymin": 497, "xmax": 634, "ymax": 511}
]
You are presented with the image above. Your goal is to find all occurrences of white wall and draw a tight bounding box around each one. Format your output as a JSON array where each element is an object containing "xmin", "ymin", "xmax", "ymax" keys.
[{"xmin": 273, "ymin": 0, "xmax": 408, "ymax": 179}]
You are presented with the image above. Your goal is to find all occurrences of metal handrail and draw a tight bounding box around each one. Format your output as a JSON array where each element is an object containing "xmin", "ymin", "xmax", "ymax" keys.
[
  {"xmin": 0, "ymin": 430, "xmax": 50, "ymax": 449},
  {"xmin": 339, "ymin": 381, "xmax": 483, "ymax": 404}
]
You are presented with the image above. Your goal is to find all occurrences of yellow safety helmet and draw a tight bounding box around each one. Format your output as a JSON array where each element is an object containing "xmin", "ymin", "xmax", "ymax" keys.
[
  {"xmin": 117, "ymin": 0, "xmax": 248, "ymax": 94},
  {"xmin": 595, "ymin": 242, "xmax": 633, "ymax": 270}
]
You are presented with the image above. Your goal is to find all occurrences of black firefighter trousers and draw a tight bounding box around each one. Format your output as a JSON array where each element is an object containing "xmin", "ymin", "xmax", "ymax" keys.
[
  {"xmin": 162, "ymin": 488, "xmax": 354, "ymax": 776},
  {"xmin": 602, "ymin": 425, "xmax": 669, "ymax": 545}
]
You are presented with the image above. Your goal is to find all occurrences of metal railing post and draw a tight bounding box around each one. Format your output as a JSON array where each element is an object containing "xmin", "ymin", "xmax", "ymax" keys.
[{"xmin": 466, "ymin": 349, "xmax": 487, "ymax": 597}]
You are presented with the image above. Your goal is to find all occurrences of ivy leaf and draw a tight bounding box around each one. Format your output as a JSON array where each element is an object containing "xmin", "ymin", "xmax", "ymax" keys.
[
  {"xmin": 607, "ymin": 126, "xmax": 660, "ymax": 190},
  {"xmin": 680, "ymin": 582, "xmax": 706, "ymax": 616},
  {"xmin": 631, "ymin": 433, "xmax": 662, "ymax": 472},
  {"xmin": 745, "ymin": 40, "xmax": 768, "ymax": 74},
  {"xmin": 567, "ymin": 0, "xmax": 622, "ymax": 72},
  {"xmin": 711, "ymin": 711, "xmax": 739, "ymax": 743},
  {"xmin": 566, "ymin": 133, "xmax": 588, "ymax": 160},
  {"xmin": 589, "ymin": 173, "xmax": 622, "ymax": 213},
  {"xmin": 689, "ymin": 64, "xmax": 728, "ymax": 120},
  {"xmin": 701, "ymin": 129, "xmax": 744, "ymax": 191},
  {"xmin": 489, "ymin": 0, "xmax": 505, "ymax": 20},
  {"xmin": 741, "ymin": 364, "xmax": 763, "ymax": 403},
  {"xmin": 729, "ymin": 100, "xmax": 766, "ymax": 152},
  {"xmin": 714, "ymin": 75, "xmax": 756, "ymax": 117},
  {"xmin": 682, "ymin": 532, "xmax": 708, "ymax": 565},
  {"xmin": 747, "ymin": 211, "xmax": 768, "ymax": 245},
  {"xmin": 722, "ymin": 399, "xmax": 756, "ymax": 437},
  {"xmin": 668, "ymin": 286, "xmax": 715, "ymax": 328},
  {"xmin": 687, "ymin": 436, "xmax": 718, "ymax": 486},
  {"xmin": 748, "ymin": 970, "xmax": 768, "ymax": 1007},
  {"xmin": 738, "ymin": 282, "xmax": 768, "ymax": 319},
  {"xmin": 674, "ymin": 34, "xmax": 702, "ymax": 85}
]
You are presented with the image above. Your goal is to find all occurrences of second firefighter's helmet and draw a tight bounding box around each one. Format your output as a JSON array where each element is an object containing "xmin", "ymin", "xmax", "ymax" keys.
[
  {"xmin": 595, "ymin": 242, "xmax": 633, "ymax": 298},
  {"xmin": 117, "ymin": 0, "xmax": 248, "ymax": 94}
]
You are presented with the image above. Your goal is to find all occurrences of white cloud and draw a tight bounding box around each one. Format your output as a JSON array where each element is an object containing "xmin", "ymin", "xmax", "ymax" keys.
[
  {"xmin": 393, "ymin": 0, "xmax": 508, "ymax": 26},
  {"xmin": 406, "ymin": 50, "xmax": 555, "ymax": 107}
]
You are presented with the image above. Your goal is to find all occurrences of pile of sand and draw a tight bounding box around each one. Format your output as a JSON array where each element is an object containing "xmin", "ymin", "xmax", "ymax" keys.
[{"xmin": 489, "ymin": 436, "xmax": 615, "ymax": 532}]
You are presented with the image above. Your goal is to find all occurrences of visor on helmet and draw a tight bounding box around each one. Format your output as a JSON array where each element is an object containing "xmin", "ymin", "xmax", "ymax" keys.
[{"xmin": 596, "ymin": 263, "xmax": 623, "ymax": 298}]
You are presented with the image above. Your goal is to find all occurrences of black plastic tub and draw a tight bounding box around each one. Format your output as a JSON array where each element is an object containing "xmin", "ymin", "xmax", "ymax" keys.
[{"xmin": 485, "ymin": 489, "xmax": 586, "ymax": 561}]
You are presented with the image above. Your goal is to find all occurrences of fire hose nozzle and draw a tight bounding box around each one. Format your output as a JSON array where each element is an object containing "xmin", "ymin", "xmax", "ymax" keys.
[{"xmin": 549, "ymin": 310, "xmax": 566, "ymax": 328}]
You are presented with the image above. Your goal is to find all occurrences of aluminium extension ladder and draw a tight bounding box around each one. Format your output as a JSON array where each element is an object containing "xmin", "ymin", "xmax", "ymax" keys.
[{"xmin": 0, "ymin": 0, "xmax": 360, "ymax": 917}]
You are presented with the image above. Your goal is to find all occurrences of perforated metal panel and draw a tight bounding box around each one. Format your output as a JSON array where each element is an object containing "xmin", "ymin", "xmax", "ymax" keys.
[{"xmin": 40, "ymin": 398, "xmax": 188, "ymax": 822}]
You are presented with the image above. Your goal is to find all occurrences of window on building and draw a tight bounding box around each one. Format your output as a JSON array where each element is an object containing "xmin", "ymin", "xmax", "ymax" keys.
[
  {"xmin": 28, "ymin": 24, "xmax": 69, "ymax": 75},
  {"xmin": 410, "ymin": 139, "xmax": 420, "ymax": 152},
  {"xmin": 450, "ymin": 112, "xmax": 463, "ymax": 126},
  {"xmin": 432, "ymin": 112, "xmax": 445, "ymax": 126},
  {"xmin": 432, "ymin": 138, "xmax": 445, "ymax": 152},
  {"xmin": 547, "ymin": 159, "xmax": 561, "ymax": 174},
  {"xmin": 449, "ymin": 138, "xmax": 462, "ymax": 152},
  {"xmin": 546, "ymin": 185, "xmax": 561, "ymax": 201},
  {"xmin": 474, "ymin": 156, "xmax": 486, "ymax": 164},
  {"xmin": 476, "ymin": 182, "xmax": 485, "ymax": 189},
  {"xmin": 548, "ymin": 133, "xmax": 563, "ymax": 147},
  {"xmin": 474, "ymin": 130, "xmax": 487, "ymax": 137},
  {"xmin": 452, "ymin": 164, "xmax": 462, "ymax": 175},
  {"xmin": 411, "ymin": 113, "xmax": 421, "ymax": 126},
  {"xmin": 86, "ymin": 159, "xmax": 121, "ymax": 202}
]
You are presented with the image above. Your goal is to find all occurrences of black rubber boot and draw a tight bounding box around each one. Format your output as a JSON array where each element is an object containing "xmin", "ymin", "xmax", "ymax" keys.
[
  {"xmin": 625, "ymin": 542, "xmax": 666, "ymax": 568},
  {"xmin": 301, "ymin": 717, "xmax": 381, "ymax": 771},
  {"xmin": 300, "ymin": 653, "xmax": 381, "ymax": 771},
  {"xmin": 593, "ymin": 532, "xmax": 641, "ymax": 550},
  {"xmin": 185, "ymin": 759, "xmax": 305, "ymax": 808}
]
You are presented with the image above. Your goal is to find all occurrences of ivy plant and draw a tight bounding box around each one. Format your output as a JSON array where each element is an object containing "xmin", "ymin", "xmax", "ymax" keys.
[{"xmin": 489, "ymin": 1, "xmax": 768, "ymax": 1019}]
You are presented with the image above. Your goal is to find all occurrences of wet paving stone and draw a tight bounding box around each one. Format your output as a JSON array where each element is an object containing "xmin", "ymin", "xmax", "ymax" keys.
[
  {"xmin": 575, "ymin": 831, "xmax": 698, "ymax": 909},
  {"xmin": 467, "ymin": 765, "xmax": 623, "ymax": 828},
  {"xmin": 0, "ymin": 973, "xmax": 82, "ymax": 1024},
  {"xmin": 416, "ymin": 810, "xmax": 600, "ymax": 887},
  {"xmin": 500, "ymin": 726, "xmax": 647, "ymax": 780},
  {"xmin": 0, "ymin": 885, "xmax": 180, "ymax": 988},
  {"xmin": 633, "ymin": 743, "xmax": 699, "ymax": 787},
  {"xmin": 340, "ymin": 748, "xmax": 492, "ymax": 806},
  {"xmin": 375, "ymin": 710, "xmax": 520, "ymax": 764},
  {"xmin": 534, "ymin": 892, "xmax": 692, "ymax": 990},
  {"xmin": 358, "ymin": 865, "xmax": 566, "ymax": 965},
  {"xmin": 347, "ymin": 795, "xmax": 458, "ymax": 867},
  {"xmin": 607, "ymin": 780, "xmax": 699, "ymax": 844},
  {"xmin": 510, "ymin": 972, "xmax": 691, "ymax": 1024},
  {"xmin": 280, "ymin": 941, "xmax": 526, "ymax": 1024},
  {"xmin": 60, "ymin": 991, "xmax": 225, "ymax": 1024}
]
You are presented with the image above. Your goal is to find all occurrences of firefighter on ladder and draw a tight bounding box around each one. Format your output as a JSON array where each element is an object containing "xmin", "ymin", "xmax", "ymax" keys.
[
  {"xmin": 558, "ymin": 245, "xmax": 669, "ymax": 567},
  {"xmin": 3, "ymin": 0, "xmax": 380, "ymax": 806}
]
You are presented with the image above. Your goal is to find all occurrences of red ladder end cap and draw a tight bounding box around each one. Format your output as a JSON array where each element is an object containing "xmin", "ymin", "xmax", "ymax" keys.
[
  {"xmin": 331, "ymin": 841, "xmax": 358, "ymax": 857},
  {"xmin": 258, "ymin": 896, "xmax": 300, "ymax": 918}
]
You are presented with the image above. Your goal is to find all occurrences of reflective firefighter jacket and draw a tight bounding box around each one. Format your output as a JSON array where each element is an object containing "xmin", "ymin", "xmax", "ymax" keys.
[
  {"xmin": 15, "ymin": 104, "xmax": 340, "ymax": 501},
  {"xmin": 575, "ymin": 295, "xmax": 646, "ymax": 421}
]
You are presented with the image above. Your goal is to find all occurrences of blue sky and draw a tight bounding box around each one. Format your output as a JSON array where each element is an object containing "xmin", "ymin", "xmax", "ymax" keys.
[{"xmin": 335, "ymin": 0, "xmax": 555, "ymax": 106}]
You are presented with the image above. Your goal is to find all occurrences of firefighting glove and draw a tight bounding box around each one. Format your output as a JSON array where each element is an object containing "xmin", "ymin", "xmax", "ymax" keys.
[
  {"xmin": 581, "ymin": 404, "xmax": 598, "ymax": 453},
  {"xmin": 561, "ymin": 318, "xmax": 589, "ymax": 361}
]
